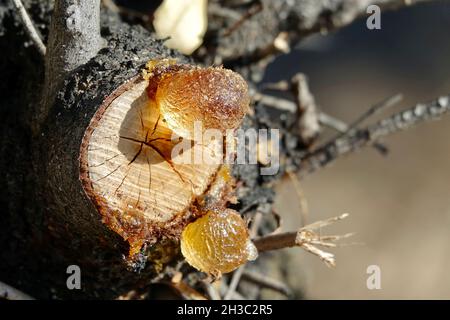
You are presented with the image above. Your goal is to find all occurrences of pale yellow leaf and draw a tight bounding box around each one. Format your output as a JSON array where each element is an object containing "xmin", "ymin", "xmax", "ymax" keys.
[{"xmin": 153, "ymin": 0, "xmax": 208, "ymax": 55}]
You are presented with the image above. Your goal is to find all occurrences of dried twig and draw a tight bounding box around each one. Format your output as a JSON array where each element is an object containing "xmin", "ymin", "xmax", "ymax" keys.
[
  {"xmin": 300, "ymin": 95, "xmax": 450, "ymax": 177},
  {"xmin": 222, "ymin": 1, "xmax": 263, "ymax": 37},
  {"xmin": 209, "ymin": 3, "xmax": 242, "ymax": 21},
  {"xmin": 201, "ymin": 281, "xmax": 222, "ymax": 300},
  {"xmin": 253, "ymin": 213, "xmax": 352, "ymax": 267},
  {"xmin": 287, "ymin": 171, "xmax": 309, "ymax": 227},
  {"xmin": 241, "ymin": 270, "xmax": 292, "ymax": 297},
  {"xmin": 254, "ymin": 91, "xmax": 348, "ymax": 133},
  {"xmin": 12, "ymin": 0, "xmax": 46, "ymax": 56},
  {"xmin": 288, "ymin": 0, "xmax": 431, "ymax": 42},
  {"xmin": 223, "ymin": 0, "xmax": 431, "ymax": 67},
  {"xmin": 338, "ymin": 93, "xmax": 403, "ymax": 139},
  {"xmin": 102, "ymin": 0, "xmax": 151, "ymax": 25},
  {"xmin": 223, "ymin": 263, "xmax": 246, "ymax": 300},
  {"xmin": 42, "ymin": 0, "xmax": 104, "ymax": 130},
  {"xmin": 318, "ymin": 112, "xmax": 349, "ymax": 133},
  {"xmin": 254, "ymin": 80, "xmax": 390, "ymax": 153},
  {"xmin": 102, "ymin": 0, "xmax": 119, "ymax": 12},
  {"xmin": 0, "ymin": 281, "xmax": 34, "ymax": 300},
  {"xmin": 229, "ymin": 31, "xmax": 290, "ymax": 66},
  {"xmin": 256, "ymin": 73, "xmax": 321, "ymax": 145},
  {"xmin": 169, "ymin": 273, "xmax": 208, "ymax": 300},
  {"xmin": 219, "ymin": 281, "xmax": 246, "ymax": 300},
  {"xmin": 291, "ymin": 74, "xmax": 321, "ymax": 145},
  {"xmin": 330, "ymin": 93, "xmax": 403, "ymax": 155},
  {"xmin": 252, "ymin": 92, "xmax": 297, "ymax": 112}
]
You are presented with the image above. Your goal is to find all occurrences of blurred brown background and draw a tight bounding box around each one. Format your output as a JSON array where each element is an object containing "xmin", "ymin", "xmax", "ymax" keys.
[{"xmin": 266, "ymin": 1, "xmax": 450, "ymax": 299}]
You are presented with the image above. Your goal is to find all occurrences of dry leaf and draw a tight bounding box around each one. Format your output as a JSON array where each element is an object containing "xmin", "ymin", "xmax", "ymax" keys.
[{"xmin": 153, "ymin": 0, "xmax": 208, "ymax": 55}]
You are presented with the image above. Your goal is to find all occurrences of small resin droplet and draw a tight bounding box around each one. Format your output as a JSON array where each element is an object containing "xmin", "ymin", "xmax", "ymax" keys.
[
  {"xmin": 180, "ymin": 209, "xmax": 257, "ymax": 275},
  {"xmin": 245, "ymin": 239, "xmax": 258, "ymax": 261}
]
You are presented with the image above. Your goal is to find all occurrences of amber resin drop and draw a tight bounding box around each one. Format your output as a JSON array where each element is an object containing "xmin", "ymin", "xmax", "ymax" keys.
[
  {"xmin": 155, "ymin": 67, "xmax": 250, "ymax": 140},
  {"xmin": 180, "ymin": 209, "xmax": 258, "ymax": 275}
]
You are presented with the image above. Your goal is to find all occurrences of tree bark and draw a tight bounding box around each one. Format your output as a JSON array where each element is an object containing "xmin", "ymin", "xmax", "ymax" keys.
[{"xmin": 40, "ymin": 0, "xmax": 104, "ymax": 131}]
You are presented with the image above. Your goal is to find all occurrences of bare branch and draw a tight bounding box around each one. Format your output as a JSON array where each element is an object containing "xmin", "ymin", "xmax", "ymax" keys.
[
  {"xmin": 220, "ymin": 0, "xmax": 433, "ymax": 67},
  {"xmin": 223, "ymin": 265, "xmax": 246, "ymax": 300},
  {"xmin": 326, "ymin": 94, "xmax": 403, "ymax": 155},
  {"xmin": 219, "ymin": 282, "xmax": 246, "ymax": 300},
  {"xmin": 318, "ymin": 112, "xmax": 349, "ymax": 133},
  {"xmin": 253, "ymin": 78, "xmax": 389, "ymax": 153},
  {"xmin": 252, "ymin": 92, "xmax": 297, "ymax": 112},
  {"xmin": 340, "ymin": 93, "xmax": 403, "ymax": 137},
  {"xmin": 241, "ymin": 270, "xmax": 292, "ymax": 297},
  {"xmin": 253, "ymin": 231, "xmax": 297, "ymax": 252},
  {"xmin": 300, "ymin": 94, "xmax": 450, "ymax": 176},
  {"xmin": 201, "ymin": 281, "xmax": 222, "ymax": 300},
  {"xmin": 255, "ymin": 90, "xmax": 349, "ymax": 133},
  {"xmin": 222, "ymin": 1, "xmax": 263, "ymax": 37},
  {"xmin": 290, "ymin": 0, "xmax": 432, "ymax": 39},
  {"xmin": 291, "ymin": 73, "xmax": 321, "ymax": 145},
  {"xmin": 0, "ymin": 281, "xmax": 34, "ymax": 300},
  {"xmin": 12, "ymin": 0, "xmax": 46, "ymax": 56},
  {"xmin": 253, "ymin": 213, "xmax": 352, "ymax": 267}
]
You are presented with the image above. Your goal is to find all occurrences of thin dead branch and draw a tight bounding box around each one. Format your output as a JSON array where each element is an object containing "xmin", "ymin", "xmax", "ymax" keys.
[
  {"xmin": 169, "ymin": 272, "xmax": 208, "ymax": 300},
  {"xmin": 291, "ymin": 74, "xmax": 321, "ymax": 145},
  {"xmin": 222, "ymin": 1, "xmax": 263, "ymax": 37},
  {"xmin": 253, "ymin": 213, "xmax": 352, "ymax": 267},
  {"xmin": 329, "ymin": 93, "xmax": 403, "ymax": 155},
  {"xmin": 219, "ymin": 281, "xmax": 246, "ymax": 300},
  {"xmin": 254, "ymin": 78, "xmax": 390, "ymax": 153},
  {"xmin": 318, "ymin": 112, "xmax": 349, "ymax": 133},
  {"xmin": 254, "ymin": 91, "xmax": 348, "ymax": 133},
  {"xmin": 0, "ymin": 281, "xmax": 34, "ymax": 300},
  {"xmin": 241, "ymin": 270, "xmax": 292, "ymax": 297},
  {"xmin": 300, "ymin": 94, "xmax": 450, "ymax": 176},
  {"xmin": 287, "ymin": 171, "xmax": 309, "ymax": 227},
  {"xmin": 12, "ymin": 0, "xmax": 46, "ymax": 56},
  {"xmin": 223, "ymin": 263, "xmax": 246, "ymax": 300},
  {"xmin": 102, "ymin": 0, "xmax": 152, "ymax": 26},
  {"xmin": 252, "ymin": 92, "xmax": 297, "ymax": 112},
  {"xmin": 222, "ymin": 0, "xmax": 432, "ymax": 67},
  {"xmin": 338, "ymin": 93, "xmax": 404, "ymax": 138},
  {"xmin": 201, "ymin": 281, "xmax": 222, "ymax": 300}
]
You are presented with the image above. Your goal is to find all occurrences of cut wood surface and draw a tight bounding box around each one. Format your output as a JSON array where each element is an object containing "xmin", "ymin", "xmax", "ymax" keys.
[{"xmin": 81, "ymin": 78, "xmax": 221, "ymax": 255}]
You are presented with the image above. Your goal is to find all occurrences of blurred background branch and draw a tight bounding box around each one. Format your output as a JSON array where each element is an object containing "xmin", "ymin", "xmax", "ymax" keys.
[{"xmin": 299, "ymin": 94, "xmax": 450, "ymax": 176}]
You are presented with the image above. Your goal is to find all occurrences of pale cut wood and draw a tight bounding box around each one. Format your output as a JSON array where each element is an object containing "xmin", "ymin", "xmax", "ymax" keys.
[{"xmin": 82, "ymin": 78, "xmax": 221, "ymax": 251}]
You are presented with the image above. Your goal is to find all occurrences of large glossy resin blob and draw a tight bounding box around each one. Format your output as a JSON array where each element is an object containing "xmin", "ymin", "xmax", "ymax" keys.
[
  {"xmin": 180, "ymin": 209, "xmax": 258, "ymax": 275},
  {"xmin": 155, "ymin": 67, "xmax": 250, "ymax": 140}
]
